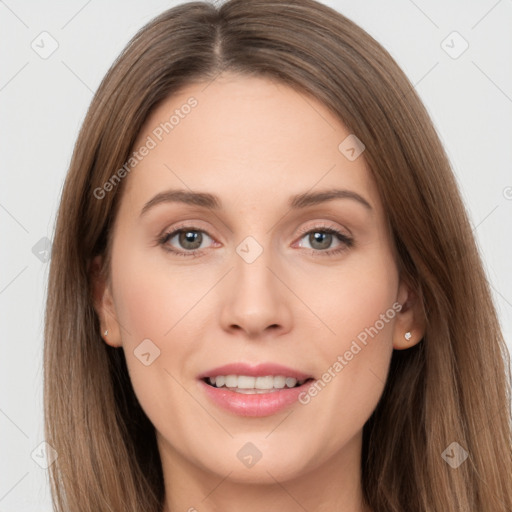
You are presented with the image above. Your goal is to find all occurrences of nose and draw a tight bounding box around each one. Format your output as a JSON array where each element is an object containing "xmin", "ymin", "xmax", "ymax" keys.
[{"xmin": 219, "ymin": 248, "xmax": 293, "ymax": 339}]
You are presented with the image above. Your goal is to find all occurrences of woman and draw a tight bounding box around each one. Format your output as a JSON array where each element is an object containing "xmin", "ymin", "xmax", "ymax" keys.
[{"xmin": 44, "ymin": 0, "xmax": 512, "ymax": 510}]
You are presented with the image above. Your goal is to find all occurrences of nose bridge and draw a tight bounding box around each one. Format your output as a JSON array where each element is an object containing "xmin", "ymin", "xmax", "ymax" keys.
[
  {"xmin": 233, "ymin": 236, "xmax": 280, "ymax": 311},
  {"xmin": 235, "ymin": 244, "xmax": 275, "ymax": 301},
  {"xmin": 219, "ymin": 234, "xmax": 292, "ymax": 336}
]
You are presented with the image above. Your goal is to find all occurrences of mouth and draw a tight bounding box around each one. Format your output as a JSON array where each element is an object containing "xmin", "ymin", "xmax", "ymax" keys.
[
  {"xmin": 201, "ymin": 375, "xmax": 315, "ymax": 394},
  {"xmin": 197, "ymin": 362, "xmax": 316, "ymax": 416}
]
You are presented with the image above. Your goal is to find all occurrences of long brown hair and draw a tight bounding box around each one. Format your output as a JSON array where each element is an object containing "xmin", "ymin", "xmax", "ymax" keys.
[{"xmin": 44, "ymin": 1, "xmax": 512, "ymax": 510}]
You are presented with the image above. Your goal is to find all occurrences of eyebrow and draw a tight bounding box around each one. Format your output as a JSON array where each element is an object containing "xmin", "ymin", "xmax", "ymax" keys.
[
  {"xmin": 289, "ymin": 189, "xmax": 372, "ymax": 210},
  {"xmin": 139, "ymin": 187, "xmax": 372, "ymax": 217}
]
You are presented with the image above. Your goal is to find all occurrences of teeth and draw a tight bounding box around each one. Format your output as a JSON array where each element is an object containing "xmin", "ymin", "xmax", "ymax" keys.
[
  {"xmin": 285, "ymin": 377, "xmax": 297, "ymax": 388},
  {"xmin": 272, "ymin": 376, "xmax": 286, "ymax": 389},
  {"xmin": 226, "ymin": 375, "xmax": 238, "ymax": 387},
  {"xmin": 257, "ymin": 376, "xmax": 278, "ymax": 389},
  {"xmin": 207, "ymin": 375, "xmax": 308, "ymax": 391}
]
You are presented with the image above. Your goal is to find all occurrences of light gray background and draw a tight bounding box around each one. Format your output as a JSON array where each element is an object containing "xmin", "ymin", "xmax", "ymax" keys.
[{"xmin": 1, "ymin": 0, "xmax": 511, "ymax": 510}]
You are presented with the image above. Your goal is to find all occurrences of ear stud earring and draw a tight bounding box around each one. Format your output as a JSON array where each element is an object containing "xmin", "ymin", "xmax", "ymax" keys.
[
  {"xmin": 104, "ymin": 329, "xmax": 108, "ymax": 336},
  {"xmin": 404, "ymin": 331, "xmax": 412, "ymax": 341}
]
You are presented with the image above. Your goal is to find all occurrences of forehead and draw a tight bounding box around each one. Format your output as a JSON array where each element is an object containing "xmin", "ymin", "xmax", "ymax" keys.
[{"xmin": 122, "ymin": 73, "xmax": 381, "ymax": 216}]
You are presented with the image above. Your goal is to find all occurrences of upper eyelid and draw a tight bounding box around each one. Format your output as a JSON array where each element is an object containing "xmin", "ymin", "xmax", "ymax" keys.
[
  {"xmin": 160, "ymin": 221, "xmax": 212, "ymax": 237},
  {"xmin": 162, "ymin": 221, "xmax": 348, "ymax": 238},
  {"xmin": 296, "ymin": 221, "xmax": 350, "ymax": 235}
]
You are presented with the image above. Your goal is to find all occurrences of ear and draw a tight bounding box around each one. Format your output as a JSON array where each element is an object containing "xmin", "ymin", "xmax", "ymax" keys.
[
  {"xmin": 392, "ymin": 279, "xmax": 426, "ymax": 350},
  {"xmin": 89, "ymin": 255, "xmax": 122, "ymax": 348}
]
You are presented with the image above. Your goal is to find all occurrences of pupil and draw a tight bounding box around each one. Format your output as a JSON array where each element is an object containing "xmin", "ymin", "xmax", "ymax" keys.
[
  {"xmin": 180, "ymin": 231, "xmax": 202, "ymax": 249},
  {"xmin": 310, "ymin": 232, "xmax": 331, "ymax": 250}
]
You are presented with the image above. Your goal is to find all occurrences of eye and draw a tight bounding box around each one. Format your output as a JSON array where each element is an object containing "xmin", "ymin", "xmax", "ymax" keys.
[
  {"xmin": 295, "ymin": 224, "xmax": 353, "ymax": 256},
  {"xmin": 158, "ymin": 226, "xmax": 216, "ymax": 256},
  {"xmin": 157, "ymin": 223, "xmax": 354, "ymax": 258}
]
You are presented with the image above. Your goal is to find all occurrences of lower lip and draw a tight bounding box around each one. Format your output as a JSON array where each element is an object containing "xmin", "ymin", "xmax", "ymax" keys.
[{"xmin": 198, "ymin": 379, "xmax": 315, "ymax": 417}]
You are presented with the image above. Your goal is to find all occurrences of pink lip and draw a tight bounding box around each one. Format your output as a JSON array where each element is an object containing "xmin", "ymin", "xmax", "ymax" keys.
[
  {"xmin": 197, "ymin": 362, "xmax": 313, "ymax": 380},
  {"xmin": 197, "ymin": 362, "xmax": 315, "ymax": 417},
  {"xmin": 198, "ymin": 379, "xmax": 315, "ymax": 417}
]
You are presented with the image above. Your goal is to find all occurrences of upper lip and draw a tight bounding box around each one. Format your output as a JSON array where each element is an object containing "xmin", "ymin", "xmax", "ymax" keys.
[{"xmin": 197, "ymin": 362, "xmax": 314, "ymax": 380}]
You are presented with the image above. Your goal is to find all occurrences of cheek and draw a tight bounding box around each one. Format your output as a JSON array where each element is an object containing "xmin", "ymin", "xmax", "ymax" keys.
[
  {"xmin": 111, "ymin": 245, "xmax": 203, "ymax": 342},
  {"xmin": 293, "ymin": 246, "xmax": 399, "ymax": 421},
  {"xmin": 297, "ymin": 245, "xmax": 399, "ymax": 354},
  {"xmin": 108, "ymin": 247, "xmax": 193, "ymax": 406}
]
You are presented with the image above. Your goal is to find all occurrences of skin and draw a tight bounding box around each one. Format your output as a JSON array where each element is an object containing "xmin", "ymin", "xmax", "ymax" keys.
[{"xmin": 92, "ymin": 73, "xmax": 424, "ymax": 512}]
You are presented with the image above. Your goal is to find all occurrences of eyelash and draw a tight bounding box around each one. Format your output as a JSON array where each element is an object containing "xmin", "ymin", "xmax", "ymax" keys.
[
  {"xmin": 157, "ymin": 223, "xmax": 354, "ymax": 258},
  {"xmin": 296, "ymin": 224, "xmax": 354, "ymax": 257}
]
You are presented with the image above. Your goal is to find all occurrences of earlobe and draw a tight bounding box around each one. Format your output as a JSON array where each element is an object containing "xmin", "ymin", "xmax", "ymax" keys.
[
  {"xmin": 395, "ymin": 329, "xmax": 418, "ymax": 350},
  {"xmin": 392, "ymin": 280, "xmax": 426, "ymax": 350},
  {"xmin": 89, "ymin": 255, "xmax": 122, "ymax": 348}
]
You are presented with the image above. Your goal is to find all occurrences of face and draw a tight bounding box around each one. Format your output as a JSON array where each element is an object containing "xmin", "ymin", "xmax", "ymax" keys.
[{"xmin": 94, "ymin": 73, "xmax": 418, "ymax": 487}]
